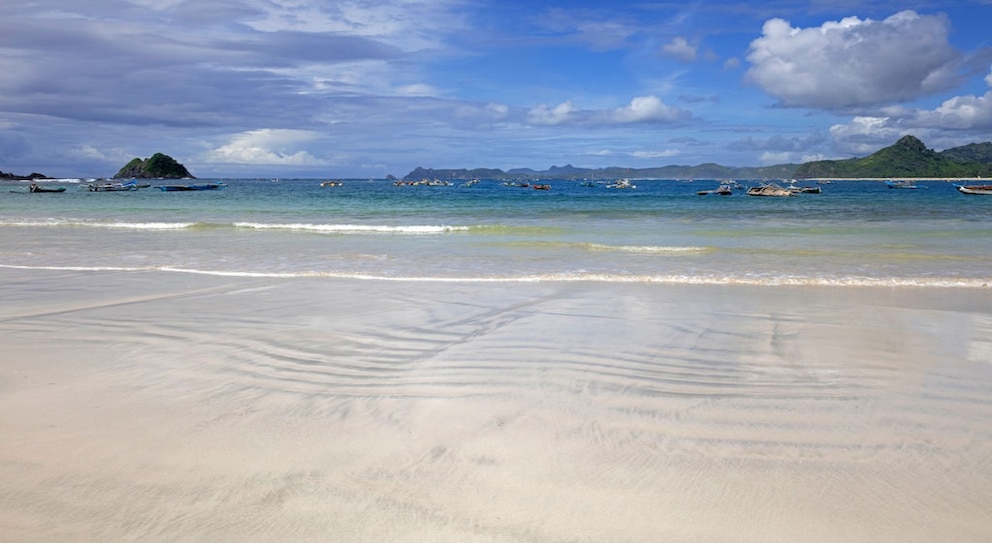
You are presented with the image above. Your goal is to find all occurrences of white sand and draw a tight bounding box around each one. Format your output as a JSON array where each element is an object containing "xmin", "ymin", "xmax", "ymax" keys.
[{"xmin": 1, "ymin": 269, "xmax": 991, "ymax": 542}]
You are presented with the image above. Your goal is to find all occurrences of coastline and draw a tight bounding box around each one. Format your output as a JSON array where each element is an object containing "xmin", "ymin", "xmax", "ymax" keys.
[{"xmin": 2, "ymin": 267, "xmax": 991, "ymax": 541}]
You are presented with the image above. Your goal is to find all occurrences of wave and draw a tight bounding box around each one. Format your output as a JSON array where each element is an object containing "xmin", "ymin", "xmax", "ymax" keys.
[
  {"xmin": 0, "ymin": 218, "xmax": 197, "ymax": 230},
  {"xmin": 233, "ymin": 222, "xmax": 470, "ymax": 234},
  {"xmin": 2, "ymin": 264, "xmax": 987, "ymax": 288},
  {"xmin": 583, "ymin": 243, "xmax": 710, "ymax": 254}
]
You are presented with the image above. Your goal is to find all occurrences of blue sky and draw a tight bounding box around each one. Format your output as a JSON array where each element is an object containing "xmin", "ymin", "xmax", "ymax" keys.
[{"xmin": 2, "ymin": 0, "xmax": 992, "ymax": 178}]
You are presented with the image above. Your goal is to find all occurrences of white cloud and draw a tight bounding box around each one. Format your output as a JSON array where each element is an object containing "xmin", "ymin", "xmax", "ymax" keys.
[
  {"xmin": 661, "ymin": 37, "xmax": 696, "ymax": 62},
  {"xmin": 631, "ymin": 149, "xmax": 680, "ymax": 159},
  {"xmin": 528, "ymin": 101, "xmax": 579, "ymax": 125},
  {"xmin": 746, "ymin": 11, "xmax": 963, "ymax": 110},
  {"xmin": 206, "ymin": 129, "xmax": 327, "ymax": 165},
  {"xmin": 527, "ymin": 96, "xmax": 688, "ymax": 126},
  {"xmin": 607, "ymin": 96, "xmax": 686, "ymax": 123},
  {"xmin": 244, "ymin": 0, "xmax": 469, "ymax": 52},
  {"xmin": 916, "ymin": 92, "xmax": 992, "ymax": 129}
]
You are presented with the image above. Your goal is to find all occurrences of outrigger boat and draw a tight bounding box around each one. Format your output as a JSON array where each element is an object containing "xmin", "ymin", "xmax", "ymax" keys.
[
  {"xmin": 28, "ymin": 183, "xmax": 66, "ymax": 193},
  {"xmin": 885, "ymin": 180, "xmax": 922, "ymax": 189},
  {"xmin": 156, "ymin": 183, "xmax": 227, "ymax": 191},
  {"xmin": 88, "ymin": 180, "xmax": 138, "ymax": 191},
  {"xmin": 746, "ymin": 182, "xmax": 792, "ymax": 197},
  {"xmin": 955, "ymin": 184, "xmax": 992, "ymax": 195},
  {"xmin": 606, "ymin": 179, "xmax": 635, "ymax": 189},
  {"xmin": 697, "ymin": 184, "xmax": 732, "ymax": 196}
]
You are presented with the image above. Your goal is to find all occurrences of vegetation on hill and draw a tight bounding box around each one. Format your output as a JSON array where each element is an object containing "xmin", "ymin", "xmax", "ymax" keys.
[
  {"xmin": 404, "ymin": 135, "xmax": 992, "ymax": 181},
  {"xmin": 403, "ymin": 162, "xmax": 799, "ymax": 181},
  {"xmin": 794, "ymin": 136, "xmax": 992, "ymax": 178},
  {"xmin": 113, "ymin": 153, "xmax": 194, "ymax": 179}
]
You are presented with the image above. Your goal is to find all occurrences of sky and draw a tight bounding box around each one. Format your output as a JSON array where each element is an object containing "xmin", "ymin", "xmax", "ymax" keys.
[{"xmin": 2, "ymin": 0, "xmax": 992, "ymax": 179}]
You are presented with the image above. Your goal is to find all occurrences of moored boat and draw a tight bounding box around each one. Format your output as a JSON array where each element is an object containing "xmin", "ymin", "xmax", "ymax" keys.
[
  {"xmin": 885, "ymin": 180, "xmax": 921, "ymax": 189},
  {"xmin": 606, "ymin": 179, "xmax": 635, "ymax": 189},
  {"xmin": 156, "ymin": 183, "xmax": 227, "ymax": 191},
  {"xmin": 746, "ymin": 182, "xmax": 792, "ymax": 197},
  {"xmin": 697, "ymin": 184, "xmax": 732, "ymax": 196},
  {"xmin": 88, "ymin": 180, "xmax": 138, "ymax": 191},
  {"xmin": 955, "ymin": 184, "xmax": 992, "ymax": 195},
  {"xmin": 29, "ymin": 183, "xmax": 66, "ymax": 193}
]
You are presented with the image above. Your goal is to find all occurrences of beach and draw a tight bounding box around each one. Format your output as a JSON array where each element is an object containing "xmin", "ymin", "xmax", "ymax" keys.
[{"xmin": 2, "ymin": 267, "xmax": 991, "ymax": 542}]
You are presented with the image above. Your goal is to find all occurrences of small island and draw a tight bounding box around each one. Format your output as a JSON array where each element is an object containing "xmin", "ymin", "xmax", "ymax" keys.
[{"xmin": 113, "ymin": 153, "xmax": 194, "ymax": 179}]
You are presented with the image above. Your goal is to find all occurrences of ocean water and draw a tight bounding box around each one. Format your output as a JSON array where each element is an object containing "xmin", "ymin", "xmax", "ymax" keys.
[{"xmin": 2, "ymin": 178, "xmax": 991, "ymax": 287}]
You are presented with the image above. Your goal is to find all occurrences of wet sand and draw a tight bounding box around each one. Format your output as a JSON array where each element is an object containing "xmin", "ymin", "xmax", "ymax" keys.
[{"xmin": 2, "ymin": 268, "xmax": 991, "ymax": 542}]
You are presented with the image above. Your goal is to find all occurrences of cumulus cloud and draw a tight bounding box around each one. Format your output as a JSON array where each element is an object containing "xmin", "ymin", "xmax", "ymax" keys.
[
  {"xmin": 746, "ymin": 11, "xmax": 963, "ymax": 110},
  {"xmin": 528, "ymin": 96, "xmax": 688, "ymax": 126},
  {"xmin": 607, "ymin": 96, "xmax": 687, "ymax": 123},
  {"xmin": 528, "ymin": 101, "xmax": 580, "ymax": 125},
  {"xmin": 661, "ymin": 37, "xmax": 697, "ymax": 62},
  {"xmin": 828, "ymin": 70, "xmax": 992, "ymax": 153},
  {"xmin": 206, "ymin": 129, "xmax": 327, "ymax": 165}
]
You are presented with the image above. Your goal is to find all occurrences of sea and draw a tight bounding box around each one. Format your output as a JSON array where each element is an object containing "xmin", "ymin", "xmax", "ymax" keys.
[{"xmin": 2, "ymin": 177, "xmax": 990, "ymax": 287}]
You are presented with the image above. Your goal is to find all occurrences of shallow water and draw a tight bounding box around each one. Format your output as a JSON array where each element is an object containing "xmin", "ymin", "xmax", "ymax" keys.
[{"xmin": 2, "ymin": 178, "xmax": 990, "ymax": 285}]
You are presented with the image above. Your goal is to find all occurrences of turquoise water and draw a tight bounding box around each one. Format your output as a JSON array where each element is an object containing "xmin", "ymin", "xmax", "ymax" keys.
[{"xmin": 2, "ymin": 178, "xmax": 990, "ymax": 286}]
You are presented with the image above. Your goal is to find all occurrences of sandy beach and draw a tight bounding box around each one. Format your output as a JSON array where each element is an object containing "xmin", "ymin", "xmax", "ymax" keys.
[{"xmin": 2, "ymin": 268, "xmax": 991, "ymax": 542}]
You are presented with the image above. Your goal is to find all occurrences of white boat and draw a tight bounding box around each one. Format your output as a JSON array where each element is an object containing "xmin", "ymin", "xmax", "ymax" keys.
[
  {"xmin": 88, "ymin": 180, "xmax": 138, "ymax": 192},
  {"xmin": 606, "ymin": 179, "xmax": 635, "ymax": 189},
  {"xmin": 697, "ymin": 184, "xmax": 732, "ymax": 196},
  {"xmin": 955, "ymin": 184, "xmax": 992, "ymax": 195}
]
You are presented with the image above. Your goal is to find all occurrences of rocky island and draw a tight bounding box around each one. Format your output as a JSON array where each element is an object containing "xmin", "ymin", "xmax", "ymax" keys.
[{"xmin": 113, "ymin": 153, "xmax": 194, "ymax": 179}]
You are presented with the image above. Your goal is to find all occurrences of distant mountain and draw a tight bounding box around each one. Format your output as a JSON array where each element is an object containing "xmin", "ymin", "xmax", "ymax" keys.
[
  {"xmin": 402, "ymin": 135, "xmax": 992, "ymax": 181},
  {"xmin": 794, "ymin": 135, "xmax": 992, "ymax": 178},
  {"xmin": 938, "ymin": 141, "xmax": 992, "ymax": 164},
  {"xmin": 0, "ymin": 170, "xmax": 49, "ymax": 180},
  {"xmin": 403, "ymin": 162, "xmax": 799, "ymax": 181},
  {"xmin": 114, "ymin": 153, "xmax": 194, "ymax": 179}
]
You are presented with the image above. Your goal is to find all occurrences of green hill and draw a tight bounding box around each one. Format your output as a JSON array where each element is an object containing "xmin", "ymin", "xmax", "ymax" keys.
[
  {"xmin": 114, "ymin": 153, "xmax": 194, "ymax": 179},
  {"xmin": 794, "ymin": 136, "xmax": 992, "ymax": 178}
]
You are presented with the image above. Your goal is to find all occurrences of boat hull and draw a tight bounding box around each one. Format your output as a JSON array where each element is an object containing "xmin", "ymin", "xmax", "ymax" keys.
[{"xmin": 956, "ymin": 185, "xmax": 992, "ymax": 195}]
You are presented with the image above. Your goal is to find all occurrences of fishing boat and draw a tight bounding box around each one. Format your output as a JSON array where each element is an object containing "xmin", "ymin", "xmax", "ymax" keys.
[
  {"xmin": 786, "ymin": 183, "xmax": 822, "ymax": 194},
  {"xmin": 746, "ymin": 182, "xmax": 792, "ymax": 197},
  {"xmin": 606, "ymin": 179, "xmax": 635, "ymax": 189},
  {"xmin": 88, "ymin": 180, "xmax": 139, "ymax": 191},
  {"xmin": 955, "ymin": 184, "xmax": 992, "ymax": 195},
  {"xmin": 885, "ymin": 180, "xmax": 921, "ymax": 189},
  {"xmin": 156, "ymin": 183, "xmax": 227, "ymax": 191},
  {"xmin": 28, "ymin": 183, "xmax": 66, "ymax": 193},
  {"xmin": 697, "ymin": 184, "xmax": 732, "ymax": 196}
]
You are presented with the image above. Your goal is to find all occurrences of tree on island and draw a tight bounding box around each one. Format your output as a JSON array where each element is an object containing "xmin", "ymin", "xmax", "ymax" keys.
[{"xmin": 113, "ymin": 153, "xmax": 194, "ymax": 179}]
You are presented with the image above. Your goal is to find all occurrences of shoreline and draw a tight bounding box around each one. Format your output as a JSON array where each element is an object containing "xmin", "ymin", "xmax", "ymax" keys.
[{"xmin": 3, "ymin": 268, "xmax": 991, "ymax": 541}]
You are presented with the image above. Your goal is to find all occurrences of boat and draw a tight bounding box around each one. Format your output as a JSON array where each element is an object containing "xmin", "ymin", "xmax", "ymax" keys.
[
  {"xmin": 885, "ymin": 180, "xmax": 922, "ymax": 189},
  {"xmin": 28, "ymin": 183, "xmax": 66, "ymax": 193},
  {"xmin": 532, "ymin": 184, "xmax": 551, "ymax": 190},
  {"xmin": 606, "ymin": 179, "xmax": 636, "ymax": 189},
  {"xmin": 955, "ymin": 184, "xmax": 992, "ymax": 195},
  {"xmin": 786, "ymin": 183, "xmax": 822, "ymax": 194},
  {"xmin": 320, "ymin": 180, "xmax": 342, "ymax": 187},
  {"xmin": 697, "ymin": 184, "xmax": 732, "ymax": 196},
  {"xmin": 746, "ymin": 182, "xmax": 792, "ymax": 197},
  {"xmin": 156, "ymin": 183, "xmax": 227, "ymax": 191},
  {"xmin": 503, "ymin": 181, "xmax": 529, "ymax": 188},
  {"xmin": 88, "ymin": 180, "xmax": 139, "ymax": 191}
]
